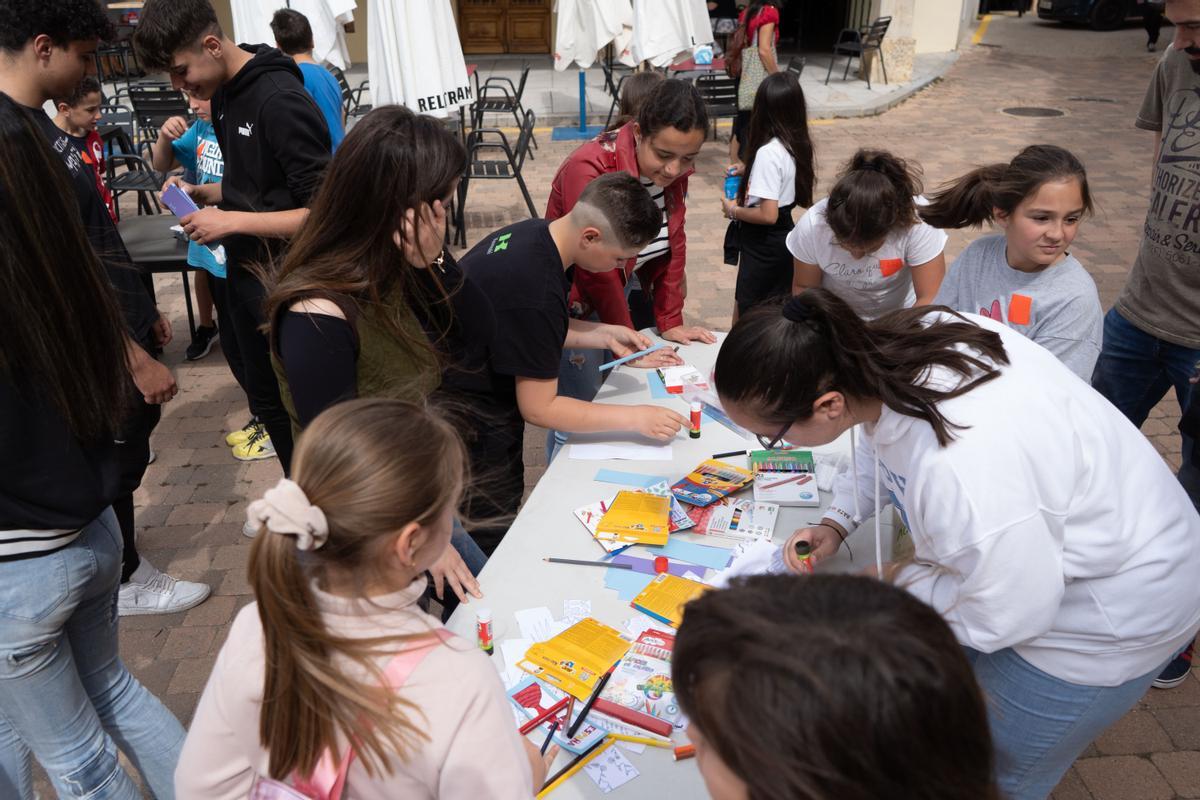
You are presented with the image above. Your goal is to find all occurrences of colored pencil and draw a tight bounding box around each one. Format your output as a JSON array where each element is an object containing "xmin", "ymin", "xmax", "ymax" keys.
[
  {"xmin": 540, "ymin": 720, "xmax": 560, "ymax": 754},
  {"xmin": 711, "ymin": 449, "xmax": 747, "ymax": 459},
  {"xmin": 566, "ymin": 661, "xmax": 618, "ymax": 738},
  {"xmin": 537, "ymin": 736, "xmax": 615, "ymax": 797},
  {"xmin": 598, "ymin": 343, "xmax": 669, "ymax": 371},
  {"xmin": 608, "ymin": 733, "xmax": 674, "ymax": 749},
  {"xmin": 544, "ymin": 557, "xmax": 632, "ymax": 569}
]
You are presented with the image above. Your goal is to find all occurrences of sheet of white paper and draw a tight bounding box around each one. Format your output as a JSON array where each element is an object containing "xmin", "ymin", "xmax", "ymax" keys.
[
  {"xmin": 616, "ymin": 740, "xmax": 647, "ymax": 754},
  {"xmin": 563, "ymin": 599, "xmax": 592, "ymax": 624},
  {"xmin": 514, "ymin": 607, "xmax": 555, "ymax": 642},
  {"xmin": 499, "ymin": 638, "xmax": 533, "ymax": 687},
  {"xmin": 683, "ymin": 571, "xmax": 704, "ymax": 583},
  {"xmin": 569, "ymin": 442, "xmax": 675, "ymax": 461},
  {"xmin": 584, "ymin": 744, "xmax": 641, "ymax": 793},
  {"xmin": 622, "ymin": 615, "xmax": 659, "ymax": 641},
  {"xmin": 707, "ymin": 539, "xmax": 789, "ymax": 589}
]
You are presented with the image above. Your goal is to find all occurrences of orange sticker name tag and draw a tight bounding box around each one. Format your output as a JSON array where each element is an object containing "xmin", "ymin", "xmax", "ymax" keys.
[
  {"xmin": 878, "ymin": 258, "xmax": 904, "ymax": 277},
  {"xmin": 1008, "ymin": 294, "xmax": 1032, "ymax": 325}
]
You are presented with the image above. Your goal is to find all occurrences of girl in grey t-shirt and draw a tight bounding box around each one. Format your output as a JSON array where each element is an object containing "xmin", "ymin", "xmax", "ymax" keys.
[{"xmin": 921, "ymin": 145, "xmax": 1102, "ymax": 380}]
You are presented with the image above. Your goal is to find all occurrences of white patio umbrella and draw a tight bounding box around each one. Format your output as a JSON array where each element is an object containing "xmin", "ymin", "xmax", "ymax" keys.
[
  {"xmin": 554, "ymin": 0, "xmax": 628, "ymax": 71},
  {"xmin": 230, "ymin": 0, "xmax": 356, "ymax": 69},
  {"xmin": 367, "ymin": 0, "xmax": 471, "ymax": 118},
  {"xmin": 630, "ymin": 0, "xmax": 713, "ymax": 67},
  {"xmin": 230, "ymin": 0, "xmax": 276, "ymax": 47}
]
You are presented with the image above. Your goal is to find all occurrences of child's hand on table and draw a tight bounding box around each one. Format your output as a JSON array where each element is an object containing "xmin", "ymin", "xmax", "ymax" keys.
[{"xmin": 427, "ymin": 546, "xmax": 482, "ymax": 604}]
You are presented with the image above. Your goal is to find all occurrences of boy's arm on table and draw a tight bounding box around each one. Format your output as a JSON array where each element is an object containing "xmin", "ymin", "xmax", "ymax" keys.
[{"xmin": 516, "ymin": 376, "xmax": 685, "ymax": 440}]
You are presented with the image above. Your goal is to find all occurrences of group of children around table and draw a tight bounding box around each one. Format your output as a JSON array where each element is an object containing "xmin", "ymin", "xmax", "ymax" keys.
[{"xmin": 7, "ymin": 0, "xmax": 1200, "ymax": 798}]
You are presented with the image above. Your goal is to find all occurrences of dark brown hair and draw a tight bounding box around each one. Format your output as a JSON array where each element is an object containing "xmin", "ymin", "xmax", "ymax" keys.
[
  {"xmin": 919, "ymin": 144, "xmax": 1093, "ymax": 229},
  {"xmin": 635, "ymin": 78, "xmax": 709, "ymax": 137},
  {"xmin": 270, "ymin": 8, "xmax": 314, "ymax": 55},
  {"xmin": 604, "ymin": 71, "xmax": 664, "ymax": 132},
  {"xmin": 713, "ymin": 290, "xmax": 1009, "ymax": 447},
  {"xmin": 574, "ymin": 172, "xmax": 662, "ymax": 250},
  {"xmin": 737, "ymin": 71, "xmax": 815, "ymax": 209},
  {"xmin": 0, "ymin": 0, "xmax": 113, "ymax": 52},
  {"xmin": 249, "ymin": 397, "xmax": 468, "ymax": 779},
  {"xmin": 56, "ymin": 75, "xmax": 102, "ymax": 108},
  {"xmin": 0, "ymin": 94, "xmax": 129, "ymax": 440},
  {"xmin": 266, "ymin": 105, "xmax": 466, "ymax": 359},
  {"xmin": 133, "ymin": 0, "xmax": 222, "ymax": 71},
  {"xmin": 674, "ymin": 574, "xmax": 998, "ymax": 800},
  {"xmin": 825, "ymin": 149, "xmax": 922, "ymax": 248}
]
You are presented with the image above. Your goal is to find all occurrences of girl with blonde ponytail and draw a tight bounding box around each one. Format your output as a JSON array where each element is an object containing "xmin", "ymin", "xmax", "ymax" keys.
[{"xmin": 176, "ymin": 398, "xmax": 552, "ymax": 798}]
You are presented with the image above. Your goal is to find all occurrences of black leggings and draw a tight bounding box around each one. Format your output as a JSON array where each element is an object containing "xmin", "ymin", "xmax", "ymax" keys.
[{"xmin": 116, "ymin": 388, "xmax": 161, "ymax": 582}]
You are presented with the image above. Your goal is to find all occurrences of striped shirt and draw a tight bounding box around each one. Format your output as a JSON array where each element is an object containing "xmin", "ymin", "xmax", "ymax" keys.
[{"xmin": 635, "ymin": 177, "xmax": 671, "ymax": 267}]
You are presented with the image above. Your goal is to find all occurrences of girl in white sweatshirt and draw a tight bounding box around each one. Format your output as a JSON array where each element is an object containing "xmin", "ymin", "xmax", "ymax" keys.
[
  {"xmin": 177, "ymin": 398, "xmax": 551, "ymax": 799},
  {"xmin": 712, "ymin": 289, "xmax": 1200, "ymax": 800}
]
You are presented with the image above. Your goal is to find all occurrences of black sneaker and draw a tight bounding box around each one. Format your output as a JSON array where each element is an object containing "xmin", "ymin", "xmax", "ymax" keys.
[
  {"xmin": 1153, "ymin": 642, "xmax": 1194, "ymax": 689},
  {"xmin": 185, "ymin": 324, "xmax": 218, "ymax": 361}
]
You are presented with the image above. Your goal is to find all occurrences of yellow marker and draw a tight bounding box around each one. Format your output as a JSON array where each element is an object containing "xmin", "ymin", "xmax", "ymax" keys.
[
  {"xmin": 536, "ymin": 736, "xmax": 616, "ymax": 798},
  {"xmin": 608, "ymin": 733, "xmax": 674, "ymax": 749}
]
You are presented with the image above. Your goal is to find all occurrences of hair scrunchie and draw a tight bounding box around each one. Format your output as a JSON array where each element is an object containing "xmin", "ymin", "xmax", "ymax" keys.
[
  {"xmin": 782, "ymin": 296, "xmax": 813, "ymax": 325},
  {"xmin": 246, "ymin": 478, "xmax": 329, "ymax": 551}
]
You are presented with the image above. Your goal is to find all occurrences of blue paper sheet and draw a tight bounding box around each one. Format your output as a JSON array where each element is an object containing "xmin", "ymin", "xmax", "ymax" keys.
[
  {"xmin": 594, "ymin": 469, "xmax": 668, "ymax": 488},
  {"xmin": 651, "ymin": 538, "xmax": 735, "ymax": 570},
  {"xmin": 604, "ymin": 568, "xmax": 656, "ymax": 600}
]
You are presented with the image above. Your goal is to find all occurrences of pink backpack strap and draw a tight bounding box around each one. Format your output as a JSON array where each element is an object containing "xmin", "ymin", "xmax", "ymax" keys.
[{"xmin": 298, "ymin": 629, "xmax": 456, "ymax": 800}]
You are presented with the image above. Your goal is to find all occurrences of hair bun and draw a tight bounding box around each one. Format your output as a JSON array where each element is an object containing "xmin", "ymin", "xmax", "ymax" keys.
[{"xmin": 782, "ymin": 296, "xmax": 812, "ymax": 324}]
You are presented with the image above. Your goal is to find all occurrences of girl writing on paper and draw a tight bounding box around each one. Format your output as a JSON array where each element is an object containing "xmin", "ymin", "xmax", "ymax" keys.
[
  {"xmin": 178, "ymin": 399, "xmax": 555, "ymax": 798},
  {"xmin": 674, "ymin": 574, "xmax": 999, "ymax": 800},
  {"xmin": 920, "ymin": 144, "xmax": 1102, "ymax": 380},
  {"xmin": 721, "ymin": 71, "xmax": 815, "ymax": 319},
  {"xmin": 266, "ymin": 106, "xmax": 490, "ymax": 617},
  {"xmin": 711, "ymin": 290, "xmax": 1200, "ymax": 800},
  {"xmin": 789, "ymin": 149, "xmax": 946, "ymax": 318}
]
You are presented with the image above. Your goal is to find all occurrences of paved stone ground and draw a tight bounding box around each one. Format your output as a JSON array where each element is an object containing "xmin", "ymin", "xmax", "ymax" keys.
[{"xmin": 41, "ymin": 12, "xmax": 1198, "ymax": 798}]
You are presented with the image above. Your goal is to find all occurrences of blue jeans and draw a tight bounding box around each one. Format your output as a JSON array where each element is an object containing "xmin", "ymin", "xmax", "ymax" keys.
[
  {"xmin": 1092, "ymin": 307, "xmax": 1200, "ymax": 511},
  {"xmin": 545, "ymin": 345, "xmax": 609, "ymax": 462},
  {"xmin": 451, "ymin": 518, "xmax": 487, "ymax": 576},
  {"xmin": 0, "ymin": 509, "xmax": 185, "ymax": 799},
  {"xmin": 966, "ymin": 648, "xmax": 1162, "ymax": 800}
]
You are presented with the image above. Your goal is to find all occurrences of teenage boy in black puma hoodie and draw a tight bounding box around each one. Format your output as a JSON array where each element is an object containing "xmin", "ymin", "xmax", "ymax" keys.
[{"xmin": 134, "ymin": 0, "xmax": 330, "ymax": 474}]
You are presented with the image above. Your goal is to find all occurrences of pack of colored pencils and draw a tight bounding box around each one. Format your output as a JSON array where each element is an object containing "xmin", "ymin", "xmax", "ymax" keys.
[{"xmin": 748, "ymin": 449, "xmax": 814, "ymax": 474}]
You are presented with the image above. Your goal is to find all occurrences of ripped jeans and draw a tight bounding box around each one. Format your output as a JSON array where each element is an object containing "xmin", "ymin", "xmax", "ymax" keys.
[{"xmin": 0, "ymin": 508, "xmax": 184, "ymax": 799}]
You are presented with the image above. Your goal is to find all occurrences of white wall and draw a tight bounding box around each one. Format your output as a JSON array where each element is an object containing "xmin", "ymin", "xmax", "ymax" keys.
[{"xmin": 912, "ymin": 0, "xmax": 969, "ymax": 53}]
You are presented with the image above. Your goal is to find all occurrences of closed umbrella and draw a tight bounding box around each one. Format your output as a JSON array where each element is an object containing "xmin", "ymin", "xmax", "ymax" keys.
[
  {"xmin": 231, "ymin": 0, "xmax": 357, "ymax": 68},
  {"xmin": 553, "ymin": 0, "xmax": 630, "ymax": 140},
  {"xmin": 631, "ymin": 0, "xmax": 713, "ymax": 67},
  {"xmin": 230, "ymin": 0, "xmax": 276, "ymax": 47},
  {"xmin": 367, "ymin": 0, "xmax": 471, "ymax": 118}
]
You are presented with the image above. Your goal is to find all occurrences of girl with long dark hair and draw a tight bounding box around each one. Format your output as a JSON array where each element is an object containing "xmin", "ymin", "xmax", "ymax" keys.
[
  {"xmin": 721, "ymin": 70, "xmax": 815, "ymax": 318},
  {"xmin": 712, "ymin": 289, "xmax": 1200, "ymax": 799}
]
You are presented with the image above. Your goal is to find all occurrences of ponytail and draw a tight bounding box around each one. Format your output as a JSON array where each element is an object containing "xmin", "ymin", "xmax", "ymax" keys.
[
  {"xmin": 248, "ymin": 398, "xmax": 468, "ymax": 779},
  {"xmin": 920, "ymin": 144, "xmax": 1093, "ymax": 230},
  {"xmin": 713, "ymin": 290, "xmax": 1009, "ymax": 447},
  {"xmin": 825, "ymin": 149, "xmax": 923, "ymax": 249}
]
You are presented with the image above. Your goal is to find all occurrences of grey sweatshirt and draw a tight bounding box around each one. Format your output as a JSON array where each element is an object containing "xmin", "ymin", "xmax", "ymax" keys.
[{"xmin": 935, "ymin": 234, "xmax": 1102, "ymax": 380}]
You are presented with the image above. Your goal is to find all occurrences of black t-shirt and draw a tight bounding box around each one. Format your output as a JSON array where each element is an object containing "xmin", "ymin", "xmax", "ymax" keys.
[
  {"xmin": 30, "ymin": 107, "xmax": 158, "ymax": 345},
  {"xmin": 457, "ymin": 219, "xmax": 571, "ymax": 415},
  {"xmin": 710, "ymin": 0, "xmax": 738, "ymax": 18}
]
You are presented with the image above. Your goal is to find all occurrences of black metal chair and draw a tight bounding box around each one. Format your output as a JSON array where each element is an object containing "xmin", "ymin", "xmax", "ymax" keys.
[
  {"xmin": 454, "ymin": 109, "xmax": 538, "ymax": 248},
  {"xmin": 693, "ymin": 73, "xmax": 738, "ymax": 140},
  {"xmin": 825, "ymin": 16, "xmax": 891, "ymax": 89},
  {"xmin": 605, "ymin": 73, "xmax": 630, "ymax": 129},
  {"xmin": 105, "ymin": 152, "xmax": 163, "ymax": 220},
  {"xmin": 787, "ymin": 56, "xmax": 807, "ymax": 79},
  {"xmin": 471, "ymin": 63, "xmax": 537, "ymax": 156},
  {"xmin": 128, "ymin": 85, "xmax": 190, "ymax": 154},
  {"xmin": 328, "ymin": 65, "xmax": 371, "ymax": 118}
]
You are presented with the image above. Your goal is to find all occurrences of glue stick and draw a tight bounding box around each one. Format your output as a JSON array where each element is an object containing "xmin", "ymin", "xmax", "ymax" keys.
[
  {"xmin": 793, "ymin": 541, "xmax": 815, "ymax": 574},
  {"xmin": 689, "ymin": 402, "xmax": 702, "ymax": 439},
  {"xmin": 476, "ymin": 608, "xmax": 494, "ymax": 655}
]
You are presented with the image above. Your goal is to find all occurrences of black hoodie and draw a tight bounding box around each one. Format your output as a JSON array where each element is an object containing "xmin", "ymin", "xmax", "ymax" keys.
[{"xmin": 210, "ymin": 45, "xmax": 331, "ymax": 269}]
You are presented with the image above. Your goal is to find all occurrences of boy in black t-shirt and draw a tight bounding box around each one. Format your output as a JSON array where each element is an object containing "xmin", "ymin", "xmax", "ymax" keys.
[
  {"xmin": 134, "ymin": 0, "xmax": 332, "ymax": 474},
  {"xmin": 456, "ymin": 173, "xmax": 687, "ymax": 554}
]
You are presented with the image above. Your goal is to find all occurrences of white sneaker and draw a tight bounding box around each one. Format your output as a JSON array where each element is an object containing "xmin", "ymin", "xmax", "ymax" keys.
[
  {"xmin": 118, "ymin": 560, "xmax": 211, "ymax": 616},
  {"xmin": 243, "ymin": 518, "xmax": 260, "ymax": 538}
]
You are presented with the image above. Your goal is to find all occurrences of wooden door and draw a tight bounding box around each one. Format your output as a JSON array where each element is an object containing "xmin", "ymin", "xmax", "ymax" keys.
[{"xmin": 458, "ymin": 0, "xmax": 550, "ymax": 54}]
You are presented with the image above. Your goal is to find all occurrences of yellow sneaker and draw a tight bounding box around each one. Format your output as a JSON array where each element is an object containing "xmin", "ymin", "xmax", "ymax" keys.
[
  {"xmin": 231, "ymin": 426, "xmax": 277, "ymax": 461},
  {"xmin": 224, "ymin": 418, "xmax": 259, "ymax": 447}
]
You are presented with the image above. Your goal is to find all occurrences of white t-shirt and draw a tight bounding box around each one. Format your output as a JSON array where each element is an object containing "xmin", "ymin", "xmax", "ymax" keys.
[
  {"xmin": 786, "ymin": 196, "xmax": 948, "ymax": 318},
  {"xmin": 746, "ymin": 137, "xmax": 796, "ymax": 207},
  {"xmin": 635, "ymin": 176, "xmax": 670, "ymax": 267}
]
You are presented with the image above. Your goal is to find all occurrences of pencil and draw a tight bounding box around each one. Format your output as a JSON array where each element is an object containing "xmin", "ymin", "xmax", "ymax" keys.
[
  {"xmin": 566, "ymin": 661, "xmax": 619, "ymax": 738},
  {"xmin": 601, "ymin": 543, "xmax": 634, "ymax": 560},
  {"xmin": 673, "ymin": 744, "xmax": 696, "ymax": 761},
  {"xmin": 608, "ymin": 733, "xmax": 674, "ymax": 749},
  {"xmin": 544, "ymin": 557, "xmax": 632, "ymax": 569},
  {"xmin": 711, "ymin": 449, "xmax": 747, "ymax": 459},
  {"xmin": 540, "ymin": 720, "xmax": 560, "ymax": 755},
  {"xmin": 536, "ymin": 736, "xmax": 614, "ymax": 797}
]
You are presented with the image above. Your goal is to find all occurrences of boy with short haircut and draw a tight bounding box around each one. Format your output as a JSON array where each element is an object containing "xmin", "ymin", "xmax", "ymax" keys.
[
  {"xmin": 0, "ymin": 1, "xmax": 210, "ymax": 616},
  {"xmin": 455, "ymin": 173, "xmax": 687, "ymax": 553},
  {"xmin": 52, "ymin": 75, "xmax": 114, "ymax": 221},
  {"xmin": 270, "ymin": 7, "xmax": 345, "ymax": 152},
  {"xmin": 134, "ymin": 0, "xmax": 332, "ymax": 473}
]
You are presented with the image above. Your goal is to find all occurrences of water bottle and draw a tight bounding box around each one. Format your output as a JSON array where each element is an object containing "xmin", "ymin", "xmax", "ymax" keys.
[{"xmin": 723, "ymin": 167, "xmax": 740, "ymax": 201}]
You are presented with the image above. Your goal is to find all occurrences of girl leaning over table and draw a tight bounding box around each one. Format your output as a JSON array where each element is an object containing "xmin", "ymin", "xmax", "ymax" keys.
[
  {"xmin": 711, "ymin": 290, "xmax": 1200, "ymax": 800},
  {"xmin": 177, "ymin": 399, "xmax": 555, "ymax": 798}
]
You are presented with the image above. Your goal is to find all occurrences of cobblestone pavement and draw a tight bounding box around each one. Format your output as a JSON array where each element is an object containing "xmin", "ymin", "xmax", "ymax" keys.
[{"xmin": 61, "ymin": 13, "xmax": 1198, "ymax": 798}]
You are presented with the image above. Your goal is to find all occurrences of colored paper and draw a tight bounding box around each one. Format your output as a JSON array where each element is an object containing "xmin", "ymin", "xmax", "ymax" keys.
[
  {"xmin": 654, "ymin": 538, "xmax": 736, "ymax": 569},
  {"xmin": 569, "ymin": 442, "xmax": 675, "ymax": 461},
  {"xmin": 605, "ymin": 568, "xmax": 655, "ymax": 600},
  {"xmin": 609, "ymin": 554, "xmax": 697, "ymax": 577},
  {"xmin": 1009, "ymin": 293, "xmax": 1032, "ymax": 325},
  {"xmin": 594, "ymin": 469, "xmax": 669, "ymax": 488}
]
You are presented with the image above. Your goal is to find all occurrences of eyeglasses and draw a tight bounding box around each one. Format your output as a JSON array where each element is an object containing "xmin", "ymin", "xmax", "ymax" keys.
[{"xmin": 756, "ymin": 420, "xmax": 792, "ymax": 450}]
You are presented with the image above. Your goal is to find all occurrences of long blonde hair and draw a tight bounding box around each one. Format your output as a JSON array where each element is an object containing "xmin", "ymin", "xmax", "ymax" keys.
[{"xmin": 247, "ymin": 398, "xmax": 468, "ymax": 779}]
